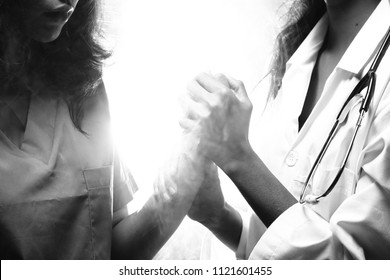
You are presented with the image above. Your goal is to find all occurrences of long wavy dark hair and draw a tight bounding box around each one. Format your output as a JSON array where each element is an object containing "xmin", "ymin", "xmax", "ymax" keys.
[
  {"xmin": 0, "ymin": 0, "xmax": 111, "ymax": 132},
  {"xmin": 268, "ymin": 0, "xmax": 326, "ymax": 100}
]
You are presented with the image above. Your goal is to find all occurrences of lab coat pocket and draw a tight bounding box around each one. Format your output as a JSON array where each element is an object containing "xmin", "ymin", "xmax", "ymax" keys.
[{"xmin": 82, "ymin": 165, "xmax": 114, "ymax": 259}]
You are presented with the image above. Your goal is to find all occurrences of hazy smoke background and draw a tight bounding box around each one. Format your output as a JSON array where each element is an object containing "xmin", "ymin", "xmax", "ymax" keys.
[{"xmin": 103, "ymin": 0, "xmax": 284, "ymax": 259}]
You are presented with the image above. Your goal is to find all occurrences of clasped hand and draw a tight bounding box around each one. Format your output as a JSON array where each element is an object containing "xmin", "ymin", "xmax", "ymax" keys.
[{"xmin": 180, "ymin": 72, "xmax": 253, "ymax": 172}]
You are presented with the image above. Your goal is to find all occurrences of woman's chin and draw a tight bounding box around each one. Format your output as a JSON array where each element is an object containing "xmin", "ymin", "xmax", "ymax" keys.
[
  {"xmin": 35, "ymin": 32, "xmax": 61, "ymax": 43},
  {"xmin": 29, "ymin": 26, "xmax": 64, "ymax": 43}
]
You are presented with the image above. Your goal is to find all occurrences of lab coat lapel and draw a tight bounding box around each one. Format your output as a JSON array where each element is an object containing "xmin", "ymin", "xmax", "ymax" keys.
[{"xmin": 279, "ymin": 16, "xmax": 327, "ymax": 149}]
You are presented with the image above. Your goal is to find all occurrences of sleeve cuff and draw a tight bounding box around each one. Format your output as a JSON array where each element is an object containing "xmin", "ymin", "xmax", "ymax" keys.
[{"xmin": 249, "ymin": 203, "xmax": 335, "ymax": 259}]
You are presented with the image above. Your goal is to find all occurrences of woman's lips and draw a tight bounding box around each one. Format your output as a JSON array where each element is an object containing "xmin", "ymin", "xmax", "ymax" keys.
[{"xmin": 42, "ymin": 5, "xmax": 74, "ymax": 24}]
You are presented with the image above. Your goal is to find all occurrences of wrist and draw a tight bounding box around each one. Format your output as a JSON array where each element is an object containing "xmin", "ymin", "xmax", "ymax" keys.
[
  {"xmin": 220, "ymin": 141, "xmax": 257, "ymax": 175},
  {"xmin": 200, "ymin": 202, "xmax": 231, "ymax": 230},
  {"xmin": 202, "ymin": 202, "xmax": 243, "ymax": 251}
]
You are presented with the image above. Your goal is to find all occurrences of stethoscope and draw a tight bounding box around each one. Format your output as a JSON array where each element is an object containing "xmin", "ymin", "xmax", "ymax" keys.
[{"xmin": 299, "ymin": 26, "xmax": 390, "ymax": 204}]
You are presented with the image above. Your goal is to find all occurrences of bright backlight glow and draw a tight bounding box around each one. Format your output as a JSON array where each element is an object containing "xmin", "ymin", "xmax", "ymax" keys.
[{"xmin": 103, "ymin": 0, "xmax": 283, "ymax": 259}]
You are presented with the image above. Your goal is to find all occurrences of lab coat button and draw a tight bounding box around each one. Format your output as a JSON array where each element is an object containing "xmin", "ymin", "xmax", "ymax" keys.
[{"xmin": 286, "ymin": 151, "xmax": 298, "ymax": 167}]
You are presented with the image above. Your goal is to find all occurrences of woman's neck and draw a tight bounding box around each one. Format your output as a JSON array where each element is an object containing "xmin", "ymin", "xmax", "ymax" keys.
[{"xmin": 325, "ymin": 0, "xmax": 381, "ymax": 51}]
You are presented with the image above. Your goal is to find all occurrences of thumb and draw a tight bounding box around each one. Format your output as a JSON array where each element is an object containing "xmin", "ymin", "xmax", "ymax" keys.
[{"xmin": 224, "ymin": 75, "xmax": 249, "ymax": 102}]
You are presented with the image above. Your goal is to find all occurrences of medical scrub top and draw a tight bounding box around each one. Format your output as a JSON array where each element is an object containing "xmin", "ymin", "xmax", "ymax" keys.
[{"xmin": 0, "ymin": 85, "xmax": 136, "ymax": 259}]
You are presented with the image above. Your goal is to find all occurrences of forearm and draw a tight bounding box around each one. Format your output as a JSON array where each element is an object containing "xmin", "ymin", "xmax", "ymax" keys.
[
  {"xmin": 200, "ymin": 202, "xmax": 243, "ymax": 252},
  {"xmin": 111, "ymin": 187, "xmax": 198, "ymax": 259},
  {"xmin": 222, "ymin": 147, "xmax": 296, "ymax": 228},
  {"xmin": 111, "ymin": 137, "xmax": 209, "ymax": 259}
]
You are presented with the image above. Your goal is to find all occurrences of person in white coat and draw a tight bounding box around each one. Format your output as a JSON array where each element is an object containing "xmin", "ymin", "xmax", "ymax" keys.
[{"xmin": 183, "ymin": 0, "xmax": 390, "ymax": 259}]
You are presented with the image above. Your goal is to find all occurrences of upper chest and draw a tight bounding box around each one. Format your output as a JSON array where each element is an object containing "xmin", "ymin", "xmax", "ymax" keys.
[
  {"xmin": 300, "ymin": 47, "xmax": 347, "ymax": 128},
  {"xmin": 0, "ymin": 96, "xmax": 114, "ymax": 203}
]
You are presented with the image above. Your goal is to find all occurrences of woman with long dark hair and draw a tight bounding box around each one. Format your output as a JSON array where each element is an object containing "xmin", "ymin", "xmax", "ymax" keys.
[
  {"xmin": 183, "ymin": 0, "xmax": 390, "ymax": 259},
  {"xmin": 0, "ymin": 0, "xmax": 204, "ymax": 259}
]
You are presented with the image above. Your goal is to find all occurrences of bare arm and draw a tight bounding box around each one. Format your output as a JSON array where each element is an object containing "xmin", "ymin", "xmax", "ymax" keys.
[
  {"xmin": 111, "ymin": 139, "xmax": 204, "ymax": 259},
  {"xmin": 186, "ymin": 162, "xmax": 243, "ymax": 251},
  {"xmin": 221, "ymin": 145, "xmax": 296, "ymax": 228},
  {"xmin": 111, "ymin": 188, "xmax": 197, "ymax": 259},
  {"xmin": 203, "ymin": 202, "xmax": 243, "ymax": 251}
]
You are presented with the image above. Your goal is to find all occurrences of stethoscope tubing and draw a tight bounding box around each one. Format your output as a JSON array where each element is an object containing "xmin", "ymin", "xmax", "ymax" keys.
[{"xmin": 299, "ymin": 26, "xmax": 390, "ymax": 204}]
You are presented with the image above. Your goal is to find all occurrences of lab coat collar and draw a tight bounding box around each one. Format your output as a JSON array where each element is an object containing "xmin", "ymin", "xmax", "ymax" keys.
[
  {"xmin": 285, "ymin": 16, "xmax": 328, "ymax": 71},
  {"xmin": 337, "ymin": 0, "xmax": 390, "ymax": 76},
  {"xmin": 286, "ymin": 0, "xmax": 390, "ymax": 76}
]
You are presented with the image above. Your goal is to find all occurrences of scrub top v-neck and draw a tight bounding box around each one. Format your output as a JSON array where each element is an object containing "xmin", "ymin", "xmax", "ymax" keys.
[
  {"xmin": 0, "ymin": 87, "xmax": 136, "ymax": 259},
  {"xmin": 0, "ymin": 94, "xmax": 31, "ymax": 149}
]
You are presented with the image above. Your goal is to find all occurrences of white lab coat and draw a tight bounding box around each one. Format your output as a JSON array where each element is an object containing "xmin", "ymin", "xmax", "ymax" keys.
[{"xmin": 237, "ymin": 0, "xmax": 390, "ymax": 259}]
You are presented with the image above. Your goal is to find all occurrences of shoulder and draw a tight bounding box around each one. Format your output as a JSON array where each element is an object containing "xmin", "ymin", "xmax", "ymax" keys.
[
  {"xmin": 83, "ymin": 82, "xmax": 110, "ymax": 117},
  {"xmin": 80, "ymin": 81, "xmax": 112, "ymax": 136}
]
